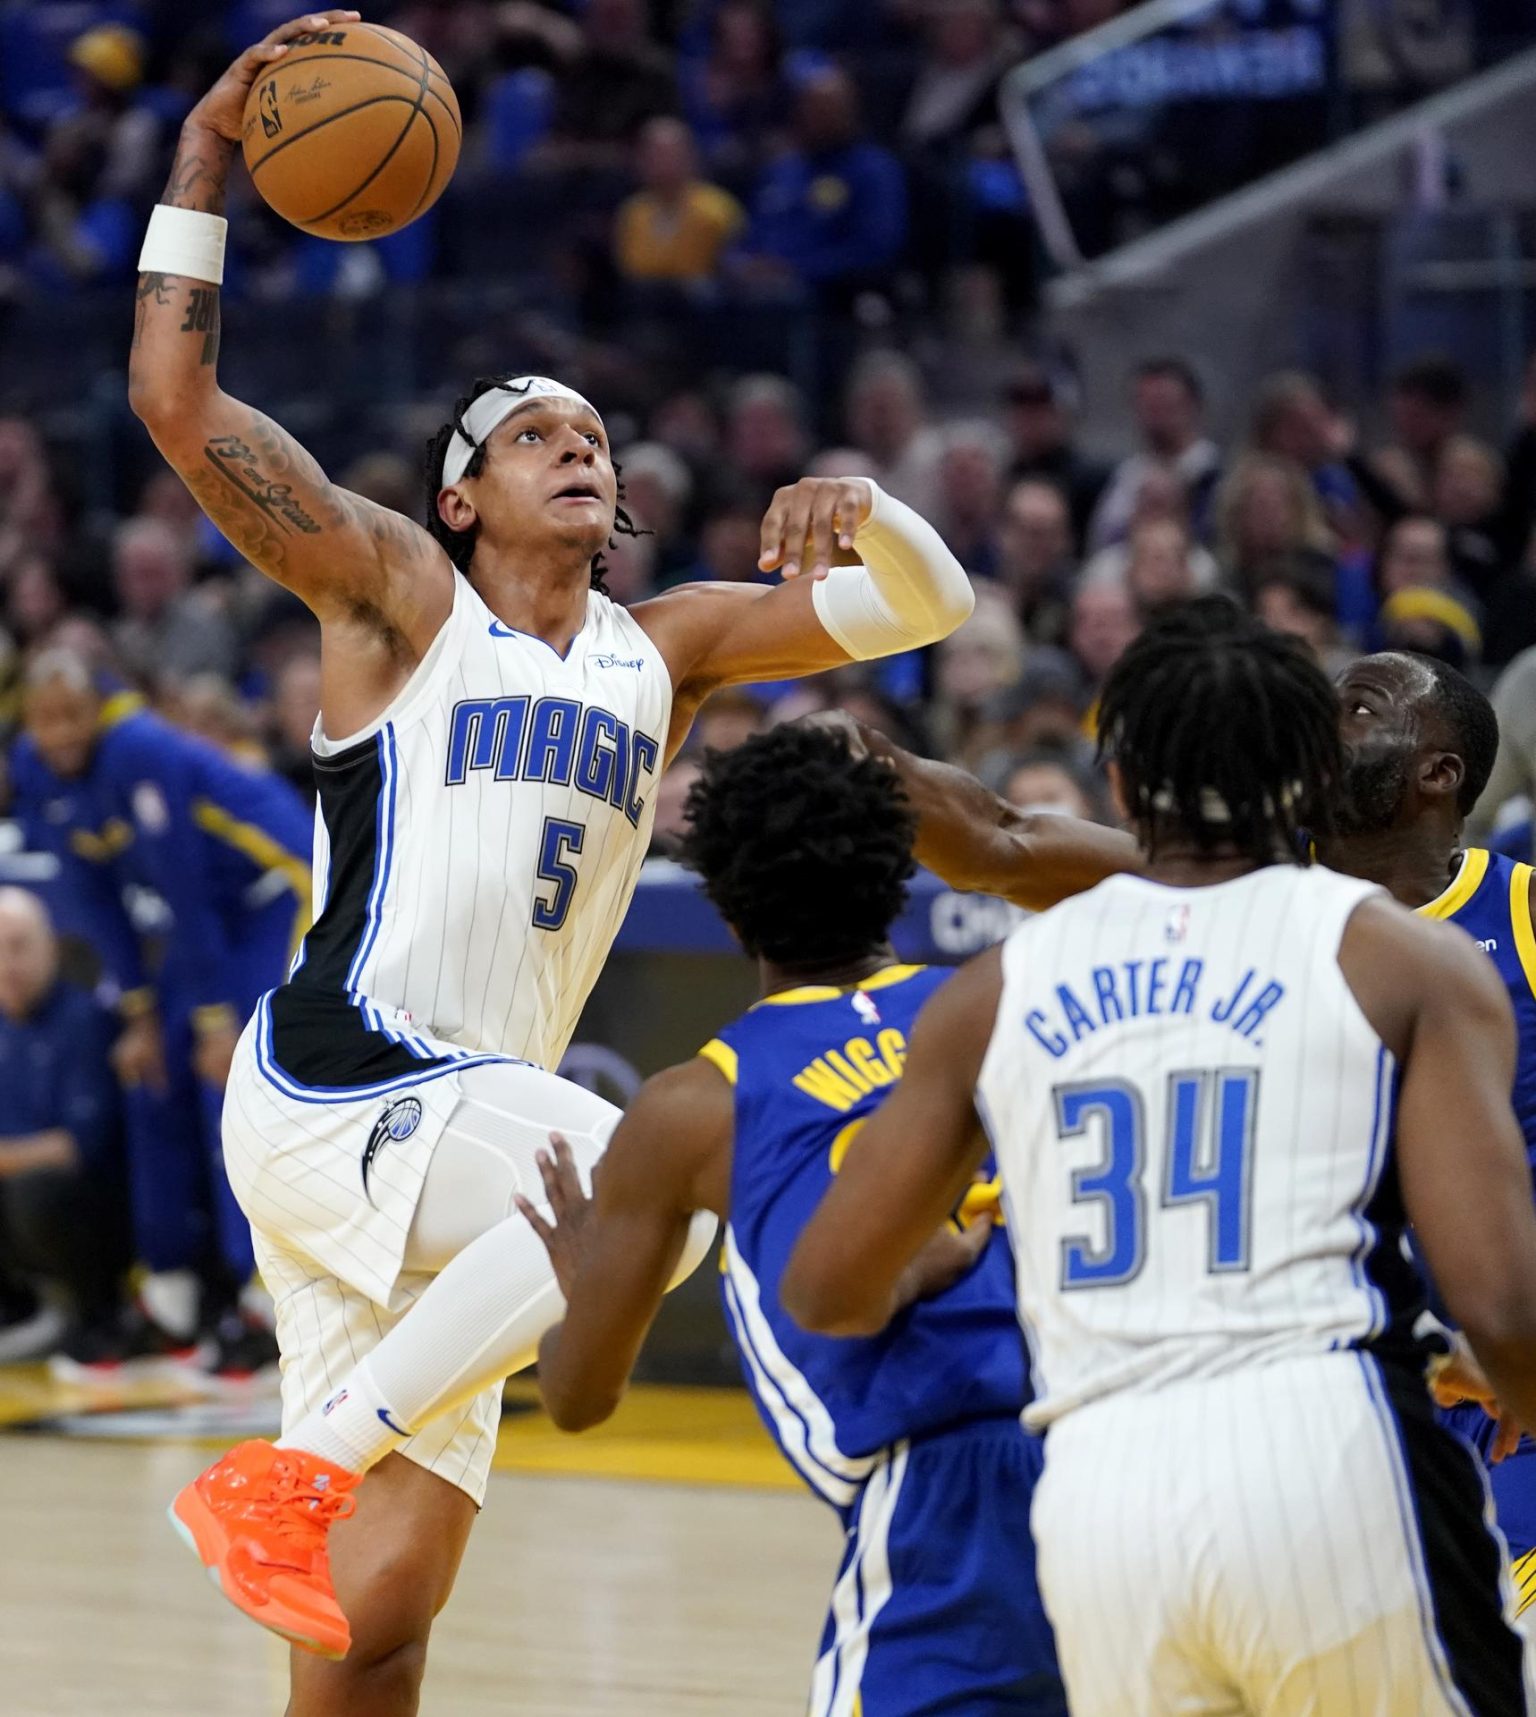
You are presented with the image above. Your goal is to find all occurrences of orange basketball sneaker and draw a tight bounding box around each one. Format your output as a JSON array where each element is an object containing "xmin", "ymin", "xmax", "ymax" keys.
[{"xmin": 168, "ymin": 1439, "xmax": 361, "ymax": 1658}]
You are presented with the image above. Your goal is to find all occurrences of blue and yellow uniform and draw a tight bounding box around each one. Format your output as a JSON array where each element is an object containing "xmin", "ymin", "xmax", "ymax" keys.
[
  {"xmin": 703, "ymin": 964, "xmax": 1065, "ymax": 1717},
  {"xmin": 1423, "ymin": 848, "xmax": 1536, "ymax": 1601},
  {"xmin": 9, "ymin": 694, "xmax": 313, "ymax": 1278}
]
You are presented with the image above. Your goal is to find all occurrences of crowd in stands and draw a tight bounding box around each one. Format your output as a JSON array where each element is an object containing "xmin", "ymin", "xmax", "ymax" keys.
[{"xmin": 2, "ymin": 0, "xmax": 1536, "ymax": 1382}]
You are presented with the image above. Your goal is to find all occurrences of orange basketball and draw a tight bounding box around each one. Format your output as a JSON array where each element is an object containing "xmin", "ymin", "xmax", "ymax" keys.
[{"xmin": 241, "ymin": 22, "xmax": 461, "ymax": 241}]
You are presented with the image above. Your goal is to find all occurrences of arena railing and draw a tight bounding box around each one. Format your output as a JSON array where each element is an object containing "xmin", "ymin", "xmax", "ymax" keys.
[{"xmin": 1001, "ymin": 0, "xmax": 1536, "ymax": 277}]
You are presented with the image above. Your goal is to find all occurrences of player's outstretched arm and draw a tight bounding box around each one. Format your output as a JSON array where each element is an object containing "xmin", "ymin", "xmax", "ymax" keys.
[
  {"xmin": 126, "ymin": 13, "xmax": 451, "ymax": 642},
  {"xmin": 815, "ymin": 712, "xmax": 1141, "ymax": 907},
  {"xmin": 636, "ymin": 477, "xmax": 973, "ymax": 744},
  {"xmin": 782, "ymin": 951, "xmax": 999, "ymax": 1336},
  {"xmin": 522, "ymin": 1059, "xmax": 731, "ymax": 1433},
  {"xmin": 1347, "ymin": 900, "xmax": 1536, "ymax": 1435}
]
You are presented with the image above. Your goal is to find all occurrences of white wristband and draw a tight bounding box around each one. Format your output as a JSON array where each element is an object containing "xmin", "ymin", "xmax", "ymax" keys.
[
  {"xmin": 137, "ymin": 204, "xmax": 227, "ymax": 285},
  {"xmin": 810, "ymin": 482, "xmax": 975, "ymax": 661}
]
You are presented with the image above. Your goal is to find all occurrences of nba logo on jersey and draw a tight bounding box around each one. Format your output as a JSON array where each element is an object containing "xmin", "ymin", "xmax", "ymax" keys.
[
  {"xmin": 853, "ymin": 991, "xmax": 882, "ymax": 1027},
  {"xmin": 1165, "ymin": 903, "xmax": 1190, "ymax": 943}
]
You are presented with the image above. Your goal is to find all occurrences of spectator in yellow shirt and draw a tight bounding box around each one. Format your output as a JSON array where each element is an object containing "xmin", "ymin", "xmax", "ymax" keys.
[{"xmin": 615, "ymin": 117, "xmax": 745, "ymax": 286}]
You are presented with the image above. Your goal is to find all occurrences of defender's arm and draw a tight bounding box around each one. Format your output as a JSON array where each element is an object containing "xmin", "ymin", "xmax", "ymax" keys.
[
  {"xmin": 127, "ymin": 15, "xmax": 451, "ymax": 645},
  {"xmin": 526, "ymin": 1059, "xmax": 731, "ymax": 1432},
  {"xmin": 854, "ymin": 720, "xmax": 1141, "ymax": 907}
]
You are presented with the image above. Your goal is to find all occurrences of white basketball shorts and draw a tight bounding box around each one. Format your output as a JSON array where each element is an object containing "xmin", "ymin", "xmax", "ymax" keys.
[
  {"xmin": 222, "ymin": 1005, "xmax": 622, "ymax": 1505},
  {"xmin": 1031, "ymin": 1351, "xmax": 1535, "ymax": 1716}
]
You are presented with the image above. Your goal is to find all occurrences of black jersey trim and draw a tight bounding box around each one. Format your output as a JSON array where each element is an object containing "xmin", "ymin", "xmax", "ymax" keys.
[{"xmin": 1362, "ymin": 1354, "xmax": 1530, "ymax": 1714}]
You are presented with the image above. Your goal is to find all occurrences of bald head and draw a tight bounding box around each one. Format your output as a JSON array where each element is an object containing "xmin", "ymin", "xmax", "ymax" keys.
[
  {"xmin": 0, "ymin": 888, "xmax": 58, "ymax": 1020},
  {"xmin": 1334, "ymin": 651, "xmax": 1499, "ymax": 838}
]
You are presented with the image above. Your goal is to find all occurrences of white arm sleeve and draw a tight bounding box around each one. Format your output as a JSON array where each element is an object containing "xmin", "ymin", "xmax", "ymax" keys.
[{"xmin": 810, "ymin": 481, "xmax": 975, "ymax": 661}]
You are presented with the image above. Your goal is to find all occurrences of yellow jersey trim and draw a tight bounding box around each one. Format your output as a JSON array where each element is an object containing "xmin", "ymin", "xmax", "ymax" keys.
[
  {"xmin": 1512, "ymin": 1546, "xmax": 1536, "ymax": 1617},
  {"xmin": 1511, "ymin": 862, "xmax": 1536, "ymax": 1004},
  {"xmin": 191, "ymin": 797, "xmax": 314, "ymax": 961},
  {"xmin": 1417, "ymin": 847, "xmax": 1489, "ymax": 921},
  {"xmin": 697, "ymin": 1038, "xmax": 738, "ymax": 1086},
  {"xmin": 97, "ymin": 690, "xmax": 144, "ymax": 729},
  {"xmin": 755, "ymin": 964, "xmax": 926, "ymax": 1008},
  {"xmin": 69, "ymin": 817, "xmax": 133, "ymax": 862}
]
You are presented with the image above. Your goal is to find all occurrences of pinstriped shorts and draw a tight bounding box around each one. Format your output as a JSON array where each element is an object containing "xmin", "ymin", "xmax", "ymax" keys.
[
  {"xmin": 1031, "ymin": 1353, "xmax": 1535, "ymax": 1717},
  {"xmin": 223, "ymin": 1011, "xmax": 511, "ymax": 1503}
]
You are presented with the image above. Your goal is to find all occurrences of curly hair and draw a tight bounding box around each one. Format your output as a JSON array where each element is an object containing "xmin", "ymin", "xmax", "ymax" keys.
[
  {"xmin": 422, "ymin": 373, "xmax": 640, "ymax": 596},
  {"xmin": 678, "ymin": 725, "xmax": 917, "ymax": 967},
  {"xmin": 1098, "ymin": 595, "xmax": 1343, "ymax": 863}
]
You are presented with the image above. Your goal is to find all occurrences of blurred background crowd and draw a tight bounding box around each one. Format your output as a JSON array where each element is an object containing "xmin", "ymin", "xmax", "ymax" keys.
[{"xmin": 1, "ymin": 0, "xmax": 1535, "ymax": 1381}]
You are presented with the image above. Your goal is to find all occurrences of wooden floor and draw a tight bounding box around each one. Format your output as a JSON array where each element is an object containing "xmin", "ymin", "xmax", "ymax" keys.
[{"xmin": 0, "ymin": 1371, "xmax": 836, "ymax": 1716}]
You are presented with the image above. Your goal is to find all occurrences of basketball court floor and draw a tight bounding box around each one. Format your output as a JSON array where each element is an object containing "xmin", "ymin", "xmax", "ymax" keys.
[{"xmin": 0, "ymin": 1367, "xmax": 835, "ymax": 1715}]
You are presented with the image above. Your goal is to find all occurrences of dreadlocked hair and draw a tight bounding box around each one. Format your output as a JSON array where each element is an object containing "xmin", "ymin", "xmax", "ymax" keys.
[
  {"xmin": 422, "ymin": 373, "xmax": 641, "ymax": 596},
  {"xmin": 678, "ymin": 724, "xmax": 917, "ymax": 968},
  {"xmin": 1097, "ymin": 594, "xmax": 1343, "ymax": 863}
]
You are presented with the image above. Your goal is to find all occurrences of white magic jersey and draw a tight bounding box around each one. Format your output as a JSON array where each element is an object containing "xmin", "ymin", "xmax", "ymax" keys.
[
  {"xmin": 281, "ymin": 575, "xmax": 672, "ymax": 1078},
  {"xmin": 976, "ymin": 865, "xmax": 1421, "ymax": 1432}
]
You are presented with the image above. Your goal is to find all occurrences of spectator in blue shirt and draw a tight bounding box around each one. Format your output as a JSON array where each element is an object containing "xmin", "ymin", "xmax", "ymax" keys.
[
  {"xmin": 737, "ymin": 63, "xmax": 908, "ymax": 306},
  {"xmin": 0, "ymin": 886, "xmax": 125, "ymax": 1364},
  {"xmin": 10, "ymin": 649, "xmax": 313, "ymax": 1376}
]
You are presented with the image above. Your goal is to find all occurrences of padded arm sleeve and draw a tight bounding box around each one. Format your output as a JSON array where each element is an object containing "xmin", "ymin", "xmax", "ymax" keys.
[{"xmin": 811, "ymin": 482, "xmax": 974, "ymax": 661}]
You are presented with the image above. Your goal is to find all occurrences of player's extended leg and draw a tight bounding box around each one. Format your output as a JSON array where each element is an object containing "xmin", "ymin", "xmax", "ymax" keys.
[
  {"xmin": 285, "ymin": 1454, "xmax": 475, "ymax": 1717},
  {"xmin": 266, "ymin": 1064, "xmax": 715, "ymax": 1479},
  {"xmin": 173, "ymin": 1055, "xmax": 716, "ymax": 1662}
]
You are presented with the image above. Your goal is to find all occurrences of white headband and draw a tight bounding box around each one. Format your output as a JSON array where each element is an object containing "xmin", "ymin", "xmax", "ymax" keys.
[{"xmin": 440, "ymin": 376, "xmax": 603, "ymax": 489}]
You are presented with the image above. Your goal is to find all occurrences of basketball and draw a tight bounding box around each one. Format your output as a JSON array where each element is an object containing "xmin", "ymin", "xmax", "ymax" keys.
[{"xmin": 241, "ymin": 22, "xmax": 460, "ymax": 241}]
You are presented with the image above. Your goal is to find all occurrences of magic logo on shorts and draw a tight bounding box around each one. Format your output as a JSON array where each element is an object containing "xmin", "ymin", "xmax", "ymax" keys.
[{"xmin": 361, "ymin": 1095, "xmax": 423, "ymax": 1205}]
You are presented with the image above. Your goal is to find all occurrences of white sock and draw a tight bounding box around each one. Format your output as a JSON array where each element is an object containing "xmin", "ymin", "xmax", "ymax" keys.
[
  {"xmin": 278, "ymin": 1212, "xmax": 567, "ymax": 1473},
  {"xmin": 279, "ymin": 1354, "xmax": 401, "ymax": 1472},
  {"xmin": 277, "ymin": 1206, "xmax": 719, "ymax": 1473}
]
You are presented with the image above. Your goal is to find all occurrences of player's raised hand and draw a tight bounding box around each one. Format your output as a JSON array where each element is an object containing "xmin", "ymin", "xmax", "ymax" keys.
[
  {"xmin": 516, "ymin": 1132, "xmax": 595, "ymax": 1300},
  {"xmin": 759, "ymin": 476, "xmax": 873, "ymax": 582},
  {"xmin": 186, "ymin": 11, "xmax": 362, "ymax": 141}
]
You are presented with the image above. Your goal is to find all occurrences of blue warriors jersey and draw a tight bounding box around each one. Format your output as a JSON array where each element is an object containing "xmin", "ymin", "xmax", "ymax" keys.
[
  {"xmin": 10, "ymin": 696, "xmax": 313, "ymax": 1017},
  {"xmin": 707, "ymin": 964, "xmax": 1026, "ymax": 1513},
  {"xmin": 1427, "ymin": 850, "xmax": 1536, "ymax": 1574},
  {"xmin": 1421, "ymin": 848, "xmax": 1536, "ymax": 1164}
]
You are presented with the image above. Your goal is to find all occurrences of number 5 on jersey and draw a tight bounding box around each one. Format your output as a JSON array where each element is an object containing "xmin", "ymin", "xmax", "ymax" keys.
[
  {"xmin": 533, "ymin": 817, "xmax": 585, "ymax": 931},
  {"xmin": 1054, "ymin": 1068, "xmax": 1258, "ymax": 1290}
]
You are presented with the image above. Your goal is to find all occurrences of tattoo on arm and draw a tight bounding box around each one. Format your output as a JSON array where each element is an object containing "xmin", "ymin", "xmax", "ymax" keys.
[
  {"xmin": 131, "ymin": 271, "xmax": 175, "ymax": 351},
  {"xmin": 180, "ymin": 288, "xmax": 221, "ymax": 366},
  {"xmin": 202, "ymin": 435, "xmax": 323, "ymax": 537},
  {"xmin": 162, "ymin": 136, "xmax": 234, "ymax": 214}
]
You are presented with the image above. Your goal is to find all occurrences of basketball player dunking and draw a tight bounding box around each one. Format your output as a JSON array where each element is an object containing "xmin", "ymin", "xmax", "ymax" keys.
[
  {"xmin": 786, "ymin": 602, "xmax": 1536, "ymax": 1714},
  {"xmin": 129, "ymin": 17, "xmax": 974, "ymax": 1712}
]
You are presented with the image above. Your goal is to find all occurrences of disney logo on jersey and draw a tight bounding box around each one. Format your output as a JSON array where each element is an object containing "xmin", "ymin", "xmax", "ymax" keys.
[
  {"xmin": 591, "ymin": 653, "xmax": 644, "ymax": 670},
  {"xmin": 445, "ymin": 695, "xmax": 660, "ymax": 828},
  {"xmin": 361, "ymin": 1095, "xmax": 423, "ymax": 1206}
]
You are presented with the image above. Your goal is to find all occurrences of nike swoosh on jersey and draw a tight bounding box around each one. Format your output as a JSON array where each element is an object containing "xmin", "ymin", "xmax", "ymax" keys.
[
  {"xmin": 377, "ymin": 1406, "xmax": 409, "ymax": 1435},
  {"xmin": 488, "ymin": 620, "xmax": 521, "ymax": 639}
]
